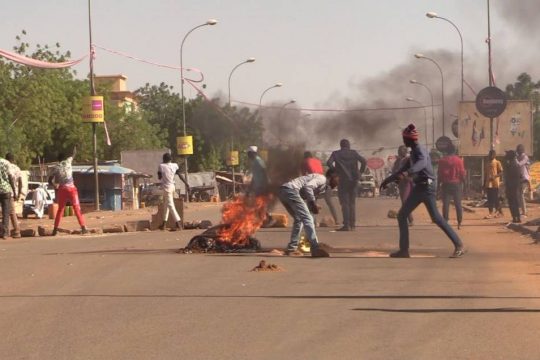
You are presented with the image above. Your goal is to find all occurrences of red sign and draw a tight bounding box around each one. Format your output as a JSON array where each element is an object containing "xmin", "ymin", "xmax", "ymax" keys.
[{"xmin": 367, "ymin": 157, "xmax": 385, "ymax": 170}]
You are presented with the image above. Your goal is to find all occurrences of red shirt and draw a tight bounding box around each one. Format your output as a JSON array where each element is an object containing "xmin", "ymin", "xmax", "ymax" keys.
[
  {"xmin": 437, "ymin": 155, "xmax": 466, "ymax": 184},
  {"xmin": 302, "ymin": 157, "xmax": 324, "ymax": 175}
]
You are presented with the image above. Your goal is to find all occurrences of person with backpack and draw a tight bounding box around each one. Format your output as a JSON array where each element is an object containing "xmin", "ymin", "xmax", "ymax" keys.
[{"xmin": 437, "ymin": 144, "xmax": 466, "ymax": 229}]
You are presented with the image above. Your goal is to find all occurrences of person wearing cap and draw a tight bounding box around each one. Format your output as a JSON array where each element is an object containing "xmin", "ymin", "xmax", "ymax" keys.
[
  {"xmin": 246, "ymin": 146, "xmax": 269, "ymax": 196},
  {"xmin": 437, "ymin": 144, "xmax": 466, "ymax": 229},
  {"xmin": 327, "ymin": 139, "xmax": 367, "ymax": 231},
  {"xmin": 380, "ymin": 124, "xmax": 465, "ymax": 258},
  {"xmin": 279, "ymin": 169, "xmax": 340, "ymax": 257}
]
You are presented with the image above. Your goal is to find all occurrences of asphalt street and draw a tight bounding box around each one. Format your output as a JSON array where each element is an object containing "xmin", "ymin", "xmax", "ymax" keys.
[{"xmin": 1, "ymin": 198, "xmax": 540, "ymax": 360}]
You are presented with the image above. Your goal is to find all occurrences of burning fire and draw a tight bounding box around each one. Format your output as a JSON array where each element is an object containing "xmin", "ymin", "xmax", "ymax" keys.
[{"xmin": 218, "ymin": 194, "xmax": 271, "ymax": 245}]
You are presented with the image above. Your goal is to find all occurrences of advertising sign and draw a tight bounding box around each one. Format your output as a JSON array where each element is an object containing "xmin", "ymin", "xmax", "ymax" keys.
[
  {"xmin": 458, "ymin": 101, "xmax": 532, "ymax": 156},
  {"xmin": 529, "ymin": 162, "xmax": 540, "ymax": 191},
  {"xmin": 82, "ymin": 96, "xmax": 105, "ymax": 123},
  {"xmin": 176, "ymin": 136, "xmax": 194, "ymax": 155},
  {"xmin": 227, "ymin": 151, "xmax": 239, "ymax": 166},
  {"xmin": 475, "ymin": 86, "xmax": 507, "ymax": 118}
]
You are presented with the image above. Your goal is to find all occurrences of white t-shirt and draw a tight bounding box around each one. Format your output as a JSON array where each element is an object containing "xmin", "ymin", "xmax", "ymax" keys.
[{"xmin": 158, "ymin": 162, "xmax": 179, "ymax": 192}]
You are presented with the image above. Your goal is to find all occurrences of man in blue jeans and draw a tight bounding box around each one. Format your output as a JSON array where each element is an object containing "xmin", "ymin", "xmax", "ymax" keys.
[
  {"xmin": 380, "ymin": 124, "xmax": 466, "ymax": 258},
  {"xmin": 279, "ymin": 169, "xmax": 340, "ymax": 257}
]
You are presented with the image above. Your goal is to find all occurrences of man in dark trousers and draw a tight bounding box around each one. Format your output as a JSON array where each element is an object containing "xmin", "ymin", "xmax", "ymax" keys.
[
  {"xmin": 503, "ymin": 150, "xmax": 522, "ymax": 224},
  {"xmin": 0, "ymin": 156, "xmax": 16, "ymax": 239},
  {"xmin": 391, "ymin": 145, "xmax": 414, "ymax": 226},
  {"xmin": 327, "ymin": 139, "xmax": 366, "ymax": 231},
  {"xmin": 437, "ymin": 144, "xmax": 466, "ymax": 229},
  {"xmin": 380, "ymin": 124, "xmax": 465, "ymax": 258}
]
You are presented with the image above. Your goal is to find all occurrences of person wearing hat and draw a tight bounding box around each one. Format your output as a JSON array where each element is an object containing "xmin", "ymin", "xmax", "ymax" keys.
[
  {"xmin": 437, "ymin": 144, "xmax": 466, "ymax": 229},
  {"xmin": 246, "ymin": 146, "xmax": 269, "ymax": 196},
  {"xmin": 327, "ymin": 139, "xmax": 366, "ymax": 231},
  {"xmin": 380, "ymin": 124, "xmax": 465, "ymax": 258}
]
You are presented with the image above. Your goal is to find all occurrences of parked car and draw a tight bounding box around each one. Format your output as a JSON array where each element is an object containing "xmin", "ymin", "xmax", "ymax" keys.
[
  {"xmin": 22, "ymin": 188, "xmax": 54, "ymax": 219},
  {"xmin": 358, "ymin": 174, "xmax": 376, "ymax": 197}
]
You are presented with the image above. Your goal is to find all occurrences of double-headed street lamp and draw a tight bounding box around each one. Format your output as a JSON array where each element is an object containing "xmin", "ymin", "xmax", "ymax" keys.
[
  {"xmin": 426, "ymin": 11, "xmax": 464, "ymax": 101},
  {"xmin": 406, "ymin": 97, "xmax": 429, "ymax": 147},
  {"xmin": 179, "ymin": 19, "xmax": 217, "ymax": 201},
  {"xmin": 414, "ymin": 53, "xmax": 445, "ymax": 137},
  {"xmin": 410, "ymin": 79, "xmax": 435, "ymax": 146}
]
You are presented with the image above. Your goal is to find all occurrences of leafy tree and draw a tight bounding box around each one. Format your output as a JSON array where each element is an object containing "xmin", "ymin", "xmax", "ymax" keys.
[{"xmin": 505, "ymin": 72, "xmax": 540, "ymax": 159}]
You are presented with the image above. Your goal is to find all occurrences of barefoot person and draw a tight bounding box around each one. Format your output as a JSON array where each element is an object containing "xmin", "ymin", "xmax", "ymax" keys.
[
  {"xmin": 48, "ymin": 148, "xmax": 87, "ymax": 235},
  {"xmin": 279, "ymin": 169, "xmax": 339, "ymax": 257},
  {"xmin": 380, "ymin": 124, "xmax": 465, "ymax": 258}
]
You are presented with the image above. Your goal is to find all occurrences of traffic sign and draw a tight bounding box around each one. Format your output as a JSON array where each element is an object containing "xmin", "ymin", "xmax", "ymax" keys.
[
  {"xmin": 367, "ymin": 157, "xmax": 385, "ymax": 170},
  {"xmin": 475, "ymin": 86, "xmax": 507, "ymax": 118},
  {"xmin": 435, "ymin": 136, "xmax": 454, "ymax": 153}
]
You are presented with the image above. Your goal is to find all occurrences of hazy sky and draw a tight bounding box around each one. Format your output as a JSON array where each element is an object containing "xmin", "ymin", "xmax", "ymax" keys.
[{"xmin": 0, "ymin": 1, "xmax": 536, "ymax": 109}]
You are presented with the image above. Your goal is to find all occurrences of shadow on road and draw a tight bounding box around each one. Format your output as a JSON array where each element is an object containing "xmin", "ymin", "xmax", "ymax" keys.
[{"xmin": 352, "ymin": 307, "xmax": 540, "ymax": 313}]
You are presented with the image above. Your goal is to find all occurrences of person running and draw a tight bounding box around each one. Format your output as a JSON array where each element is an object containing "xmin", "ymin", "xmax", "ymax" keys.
[
  {"xmin": 5, "ymin": 153, "xmax": 22, "ymax": 238},
  {"xmin": 380, "ymin": 124, "xmax": 465, "ymax": 258},
  {"xmin": 158, "ymin": 153, "xmax": 189, "ymax": 231},
  {"xmin": 437, "ymin": 144, "xmax": 466, "ymax": 229},
  {"xmin": 391, "ymin": 145, "xmax": 414, "ymax": 226},
  {"xmin": 0, "ymin": 156, "xmax": 16, "ymax": 239},
  {"xmin": 279, "ymin": 169, "xmax": 339, "ymax": 257},
  {"xmin": 484, "ymin": 150, "xmax": 503, "ymax": 219},
  {"xmin": 327, "ymin": 139, "xmax": 366, "ymax": 231},
  {"xmin": 302, "ymin": 151, "xmax": 339, "ymax": 225},
  {"xmin": 503, "ymin": 150, "xmax": 522, "ymax": 224},
  {"xmin": 48, "ymin": 148, "xmax": 87, "ymax": 235},
  {"xmin": 516, "ymin": 144, "xmax": 530, "ymax": 217}
]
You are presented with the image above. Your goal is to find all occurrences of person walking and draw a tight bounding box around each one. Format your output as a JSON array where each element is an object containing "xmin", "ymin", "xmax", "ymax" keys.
[
  {"xmin": 158, "ymin": 153, "xmax": 189, "ymax": 231},
  {"xmin": 279, "ymin": 170, "xmax": 339, "ymax": 257},
  {"xmin": 380, "ymin": 124, "xmax": 465, "ymax": 258},
  {"xmin": 327, "ymin": 139, "xmax": 366, "ymax": 231},
  {"xmin": 246, "ymin": 146, "xmax": 269, "ymax": 197},
  {"xmin": 5, "ymin": 153, "xmax": 22, "ymax": 238},
  {"xmin": 437, "ymin": 145, "xmax": 466, "ymax": 229},
  {"xmin": 302, "ymin": 151, "xmax": 339, "ymax": 225},
  {"xmin": 516, "ymin": 144, "xmax": 530, "ymax": 217},
  {"xmin": 484, "ymin": 150, "xmax": 503, "ymax": 219},
  {"xmin": 503, "ymin": 150, "xmax": 522, "ymax": 224},
  {"xmin": 391, "ymin": 146, "xmax": 414, "ymax": 226},
  {"xmin": 0, "ymin": 157, "xmax": 16, "ymax": 239},
  {"xmin": 48, "ymin": 148, "xmax": 88, "ymax": 235}
]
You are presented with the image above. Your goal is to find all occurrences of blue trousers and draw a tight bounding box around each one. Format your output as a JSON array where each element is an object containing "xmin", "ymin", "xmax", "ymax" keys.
[
  {"xmin": 397, "ymin": 184, "xmax": 463, "ymax": 251},
  {"xmin": 441, "ymin": 183, "xmax": 463, "ymax": 224},
  {"xmin": 279, "ymin": 187, "xmax": 320, "ymax": 251}
]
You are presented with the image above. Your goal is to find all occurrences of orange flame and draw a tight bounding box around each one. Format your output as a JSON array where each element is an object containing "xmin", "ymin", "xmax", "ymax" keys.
[{"xmin": 218, "ymin": 194, "xmax": 270, "ymax": 245}]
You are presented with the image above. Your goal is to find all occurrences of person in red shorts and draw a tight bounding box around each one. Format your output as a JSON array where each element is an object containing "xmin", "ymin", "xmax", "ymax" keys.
[{"xmin": 48, "ymin": 147, "xmax": 88, "ymax": 235}]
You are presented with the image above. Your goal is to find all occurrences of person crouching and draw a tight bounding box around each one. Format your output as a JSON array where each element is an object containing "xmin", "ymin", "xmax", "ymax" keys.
[{"xmin": 279, "ymin": 169, "xmax": 339, "ymax": 257}]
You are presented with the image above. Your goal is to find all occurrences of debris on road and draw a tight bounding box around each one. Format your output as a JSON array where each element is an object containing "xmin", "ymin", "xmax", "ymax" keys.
[{"xmin": 250, "ymin": 260, "xmax": 284, "ymax": 272}]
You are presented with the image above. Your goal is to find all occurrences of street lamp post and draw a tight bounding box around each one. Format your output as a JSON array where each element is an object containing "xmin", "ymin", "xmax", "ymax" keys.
[
  {"xmin": 414, "ymin": 53, "xmax": 445, "ymax": 137},
  {"xmin": 180, "ymin": 19, "xmax": 217, "ymax": 201},
  {"xmin": 426, "ymin": 11, "xmax": 464, "ymax": 101},
  {"xmin": 406, "ymin": 97, "xmax": 429, "ymax": 147},
  {"xmin": 277, "ymin": 100, "xmax": 296, "ymax": 145},
  {"xmin": 258, "ymin": 83, "xmax": 283, "ymax": 110},
  {"xmin": 410, "ymin": 79, "xmax": 435, "ymax": 146},
  {"xmin": 227, "ymin": 57, "xmax": 255, "ymax": 196}
]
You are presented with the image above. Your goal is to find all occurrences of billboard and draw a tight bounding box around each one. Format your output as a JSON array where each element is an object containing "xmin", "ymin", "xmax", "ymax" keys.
[{"xmin": 458, "ymin": 101, "xmax": 532, "ymax": 156}]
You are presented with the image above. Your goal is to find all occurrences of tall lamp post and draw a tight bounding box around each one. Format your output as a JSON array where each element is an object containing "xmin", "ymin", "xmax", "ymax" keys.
[
  {"xmin": 227, "ymin": 57, "xmax": 255, "ymax": 196},
  {"xmin": 259, "ymin": 83, "xmax": 283, "ymax": 109},
  {"xmin": 426, "ymin": 11, "xmax": 464, "ymax": 101},
  {"xmin": 277, "ymin": 100, "xmax": 296, "ymax": 145},
  {"xmin": 410, "ymin": 79, "xmax": 435, "ymax": 146},
  {"xmin": 406, "ymin": 97, "xmax": 429, "ymax": 147},
  {"xmin": 414, "ymin": 53, "xmax": 445, "ymax": 137},
  {"xmin": 180, "ymin": 19, "xmax": 217, "ymax": 201},
  {"xmin": 88, "ymin": 0, "xmax": 99, "ymax": 210}
]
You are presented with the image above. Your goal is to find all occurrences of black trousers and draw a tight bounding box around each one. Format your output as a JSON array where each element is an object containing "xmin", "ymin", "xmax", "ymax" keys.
[
  {"xmin": 0, "ymin": 192, "xmax": 11, "ymax": 237},
  {"xmin": 506, "ymin": 186, "xmax": 521, "ymax": 221},
  {"xmin": 486, "ymin": 188, "xmax": 500, "ymax": 213}
]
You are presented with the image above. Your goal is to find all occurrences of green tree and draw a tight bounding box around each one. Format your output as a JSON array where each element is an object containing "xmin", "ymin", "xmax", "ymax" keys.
[{"xmin": 505, "ymin": 72, "xmax": 540, "ymax": 159}]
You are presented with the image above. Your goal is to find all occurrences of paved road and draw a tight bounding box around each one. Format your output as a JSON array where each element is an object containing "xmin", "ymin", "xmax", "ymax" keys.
[{"xmin": 1, "ymin": 198, "xmax": 540, "ymax": 359}]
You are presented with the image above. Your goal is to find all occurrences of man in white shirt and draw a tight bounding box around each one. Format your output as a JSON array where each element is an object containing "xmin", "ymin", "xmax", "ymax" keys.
[
  {"xmin": 278, "ymin": 169, "xmax": 339, "ymax": 257},
  {"xmin": 516, "ymin": 144, "xmax": 530, "ymax": 217},
  {"xmin": 158, "ymin": 153, "xmax": 189, "ymax": 230},
  {"xmin": 5, "ymin": 153, "xmax": 22, "ymax": 238}
]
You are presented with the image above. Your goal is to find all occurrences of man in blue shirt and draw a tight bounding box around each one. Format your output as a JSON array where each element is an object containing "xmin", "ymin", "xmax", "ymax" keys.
[{"xmin": 380, "ymin": 124, "xmax": 465, "ymax": 258}]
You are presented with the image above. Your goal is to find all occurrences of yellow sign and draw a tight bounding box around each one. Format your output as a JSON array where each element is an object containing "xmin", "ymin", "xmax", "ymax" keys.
[
  {"xmin": 529, "ymin": 162, "xmax": 540, "ymax": 189},
  {"xmin": 177, "ymin": 136, "xmax": 193, "ymax": 155},
  {"xmin": 82, "ymin": 96, "xmax": 105, "ymax": 123},
  {"xmin": 227, "ymin": 151, "xmax": 239, "ymax": 166},
  {"xmin": 259, "ymin": 149, "xmax": 268, "ymax": 162}
]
